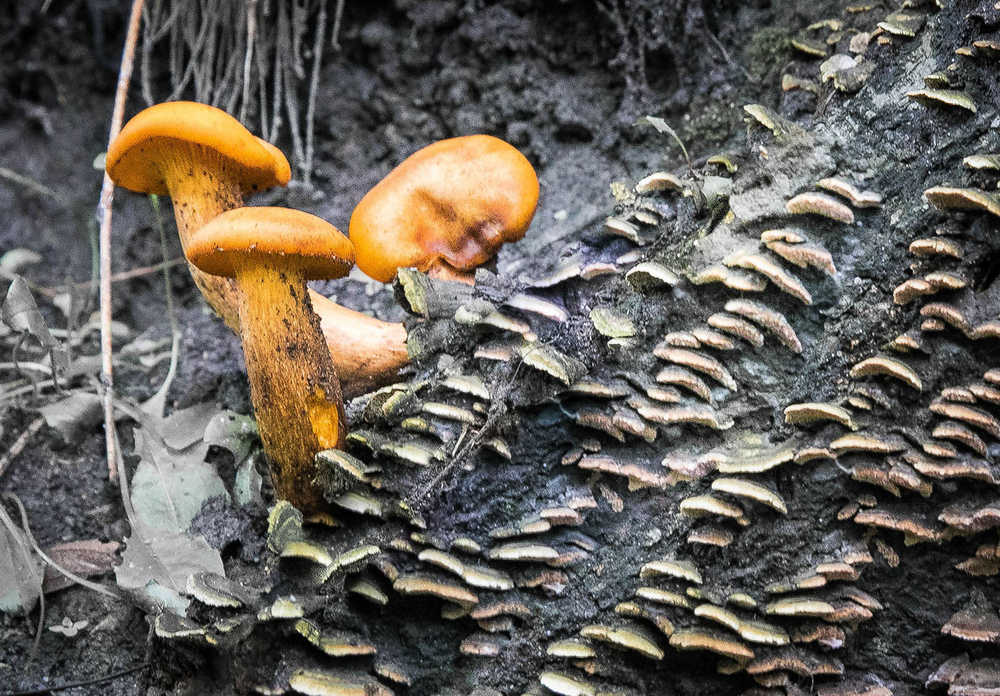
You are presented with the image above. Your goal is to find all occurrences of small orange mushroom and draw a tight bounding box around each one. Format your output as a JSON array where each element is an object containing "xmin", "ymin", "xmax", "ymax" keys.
[
  {"xmin": 185, "ymin": 207, "xmax": 354, "ymax": 512},
  {"xmin": 349, "ymin": 135, "xmax": 539, "ymax": 284}
]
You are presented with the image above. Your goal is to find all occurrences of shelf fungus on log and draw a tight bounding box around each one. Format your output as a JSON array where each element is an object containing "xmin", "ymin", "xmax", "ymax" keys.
[
  {"xmin": 908, "ymin": 237, "xmax": 963, "ymax": 259},
  {"xmin": 668, "ymin": 628, "xmax": 755, "ymax": 662},
  {"xmin": 817, "ymin": 178, "xmax": 882, "ymax": 208},
  {"xmin": 724, "ymin": 299, "xmax": 803, "ymax": 353},
  {"xmin": 653, "ymin": 346, "xmax": 737, "ymax": 391},
  {"xmin": 578, "ymin": 623, "xmax": 664, "ymax": 660},
  {"xmin": 785, "ymin": 192, "xmax": 855, "ymax": 223},
  {"xmin": 849, "ymin": 356, "xmax": 922, "ymax": 391},
  {"xmin": 907, "ymin": 88, "xmax": 978, "ymax": 113},
  {"xmin": 724, "ymin": 251, "xmax": 813, "ymax": 305},
  {"xmin": 692, "ymin": 264, "xmax": 769, "ymax": 292},
  {"xmin": 784, "ymin": 402, "xmax": 857, "ymax": 430},
  {"xmin": 707, "ymin": 313, "xmax": 766, "ymax": 348},
  {"xmin": 711, "ymin": 477, "xmax": 788, "ymax": 514}
]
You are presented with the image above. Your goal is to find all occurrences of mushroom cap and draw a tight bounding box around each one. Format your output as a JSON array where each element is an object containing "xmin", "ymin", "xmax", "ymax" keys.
[
  {"xmin": 186, "ymin": 207, "xmax": 355, "ymax": 280},
  {"xmin": 349, "ymin": 135, "xmax": 539, "ymax": 282},
  {"xmin": 106, "ymin": 101, "xmax": 291, "ymax": 196}
]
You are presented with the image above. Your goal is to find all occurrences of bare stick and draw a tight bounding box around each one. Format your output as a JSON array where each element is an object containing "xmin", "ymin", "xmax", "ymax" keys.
[
  {"xmin": 98, "ymin": 0, "xmax": 145, "ymax": 482},
  {"xmin": 142, "ymin": 195, "xmax": 180, "ymax": 420},
  {"xmin": 0, "ymin": 167, "xmax": 65, "ymax": 204},
  {"xmin": 239, "ymin": 0, "xmax": 258, "ymax": 123},
  {"xmin": 330, "ymin": 0, "xmax": 344, "ymax": 50},
  {"xmin": 0, "ymin": 416, "xmax": 44, "ymax": 481},
  {"xmin": 9, "ymin": 257, "xmax": 185, "ymax": 300},
  {"xmin": 302, "ymin": 0, "xmax": 327, "ymax": 186}
]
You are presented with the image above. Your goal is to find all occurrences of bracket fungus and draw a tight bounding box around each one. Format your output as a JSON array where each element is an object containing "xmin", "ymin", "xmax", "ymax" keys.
[
  {"xmin": 186, "ymin": 207, "xmax": 354, "ymax": 511},
  {"xmin": 349, "ymin": 135, "xmax": 539, "ymax": 284}
]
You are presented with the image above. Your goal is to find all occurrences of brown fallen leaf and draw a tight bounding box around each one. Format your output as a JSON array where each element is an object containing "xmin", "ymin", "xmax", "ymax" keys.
[{"xmin": 42, "ymin": 539, "xmax": 120, "ymax": 594}]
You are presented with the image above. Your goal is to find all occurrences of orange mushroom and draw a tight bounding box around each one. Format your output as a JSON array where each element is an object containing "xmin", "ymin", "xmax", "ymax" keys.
[
  {"xmin": 106, "ymin": 101, "xmax": 406, "ymax": 397},
  {"xmin": 349, "ymin": 135, "xmax": 539, "ymax": 284},
  {"xmin": 185, "ymin": 207, "xmax": 354, "ymax": 512},
  {"xmin": 106, "ymin": 101, "xmax": 291, "ymax": 331}
]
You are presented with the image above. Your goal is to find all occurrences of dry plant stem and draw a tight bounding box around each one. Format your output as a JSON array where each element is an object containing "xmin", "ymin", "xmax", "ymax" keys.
[
  {"xmin": 302, "ymin": 0, "xmax": 326, "ymax": 185},
  {"xmin": 0, "ymin": 166, "xmax": 63, "ymax": 204},
  {"xmin": 3, "ymin": 493, "xmax": 119, "ymax": 600},
  {"xmin": 10, "ymin": 258, "xmax": 184, "ymax": 299},
  {"xmin": 236, "ymin": 262, "xmax": 345, "ymax": 511},
  {"xmin": 0, "ymin": 497, "xmax": 44, "ymax": 665},
  {"xmin": 0, "ymin": 416, "xmax": 44, "ymax": 480},
  {"xmin": 98, "ymin": 0, "xmax": 144, "ymax": 482}
]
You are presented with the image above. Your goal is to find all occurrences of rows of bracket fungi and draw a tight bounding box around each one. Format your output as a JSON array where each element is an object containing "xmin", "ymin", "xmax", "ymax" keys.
[
  {"xmin": 529, "ymin": 3, "xmax": 999, "ymax": 695},
  {"xmin": 149, "ymin": 2, "xmax": 999, "ymax": 694},
  {"xmin": 828, "ymin": 161, "xmax": 1000, "ymax": 693},
  {"xmin": 781, "ymin": 4, "xmax": 1000, "ymax": 696},
  {"xmin": 532, "ymin": 140, "xmax": 890, "ymax": 694}
]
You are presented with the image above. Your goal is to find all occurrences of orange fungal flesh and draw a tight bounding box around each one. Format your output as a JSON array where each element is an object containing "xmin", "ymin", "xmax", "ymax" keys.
[
  {"xmin": 188, "ymin": 208, "xmax": 354, "ymax": 512},
  {"xmin": 235, "ymin": 261, "xmax": 345, "ymax": 511},
  {"xmin": 106, "ymin": 102, "xmax": 289, "ymax": 196},
  {"xmin": 349, "ymin": 134, "xmax": 539, "ymax": 283},
  {"xmin": 311, "ymin": 297, "xmax": 410, "ymax": 397}
]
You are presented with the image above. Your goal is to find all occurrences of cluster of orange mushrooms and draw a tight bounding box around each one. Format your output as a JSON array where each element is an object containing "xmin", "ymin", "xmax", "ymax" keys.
[{"xmin": 105, "ymin": 102, "xmax": 539, "ymax": 511}]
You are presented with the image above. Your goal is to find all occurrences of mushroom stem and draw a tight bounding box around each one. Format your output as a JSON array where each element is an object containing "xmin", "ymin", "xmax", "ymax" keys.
[
  {"xmin": 158, "ymin": 155, "xmax": 245, "ymax": 331},
  {"xmin": 160, "ymin": 157, "xmax": 406, "ymax": 396},
  {"xmin": 309, "ymin": 294, "xmax": 410, "ymax": 397},
  {"xmin": 234, "ymin": 261, "xmax": 344, "ymax": 511},
  {"xmin": 426, "ymin": 259, "xmax": 476, "ymax": 286}
]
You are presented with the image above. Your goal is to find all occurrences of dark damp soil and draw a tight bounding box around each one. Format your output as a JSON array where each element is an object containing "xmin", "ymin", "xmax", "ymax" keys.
[{"xmin": 0, "ymin": 0, "xmax": 941, "ymax": 694}]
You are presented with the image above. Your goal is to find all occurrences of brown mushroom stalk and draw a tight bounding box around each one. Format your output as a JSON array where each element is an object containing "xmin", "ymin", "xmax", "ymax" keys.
[
  {"xmin": 186, "ymin": 207, "xmax": 354, "ymax": 512},
  {"xmin": 309, "ymin": 295, "xmax": 409, "ymax": 397}
]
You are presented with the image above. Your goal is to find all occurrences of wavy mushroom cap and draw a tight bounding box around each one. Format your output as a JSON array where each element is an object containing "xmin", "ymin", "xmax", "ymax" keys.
[
  {"xmin": 349, "ymin": 135, "xmax": 539, "ymax": 283},
  {"xmin": 186, "ymin": 207, "xmax": 355, "ymax": 280},
  {"xmin": 106, "ymin": 101, "xmax": 291, "ymax": 196}
]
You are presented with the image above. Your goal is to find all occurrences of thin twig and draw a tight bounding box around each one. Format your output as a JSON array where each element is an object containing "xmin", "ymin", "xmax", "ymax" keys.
[
  {"xmin": 0, "ymin": 662, "xmax": 149, "ymax": 696},
  {"xmin": 302, "ymin": 0, "xmax": 327, "ymax": 186},
  {"xmin": 142, "ymin": 195, "xmax": 181, "ymax": 419},
  {"xmin": 98, "ymin": 0, "xmax": 145, "ymax": 482},
  {"xmin": 0, "ymin": 416, "xmax": 44, "ymax": 480},
  {"xmin": 239, "ymin": 0, "xmax": 258, "ymax": 123},
  {"xmin": 704, "ymin": 23, "xmax": 754, "ymax": 84},
  {"xmin": 1, "ymin": 258, "xmax": 184, "ymax": 300},
  {"xmin": 0, "ymin": 498, "xmax": 44, "ymax": 665},
  {"xmin": 413, "ymin": 360, "xmax": 521, "ymax": 503},
  {"xmin": 0, "ymin": 362, "xmax": 52, "ymax": 374},
  {"xmin": 3, "ymin": 493, "xmax": 119, "ymax": 599},
  {"xmin": 0, "ymin": 167, "xmax": 65, "ymax": 205},
  {"xmin": 330, "ymin": 0, "xmax": 344, "ymax": 50}
]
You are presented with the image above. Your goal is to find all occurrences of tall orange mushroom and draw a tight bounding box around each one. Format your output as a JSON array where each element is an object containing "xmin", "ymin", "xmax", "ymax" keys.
[
  {"xmin": 106, "ymin": 101, "xmax": 406, "ymax": 397},
  {"xmin": 349, "ymin": 135, "xmax": 539, "ymax": 285},
  {"xmin": 185, "ymin": 207, "xmax": 353, "ymax": 512},
  {"xmin": 106, "ymin": 101, "xmax": 291, "ymax": 330}
]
